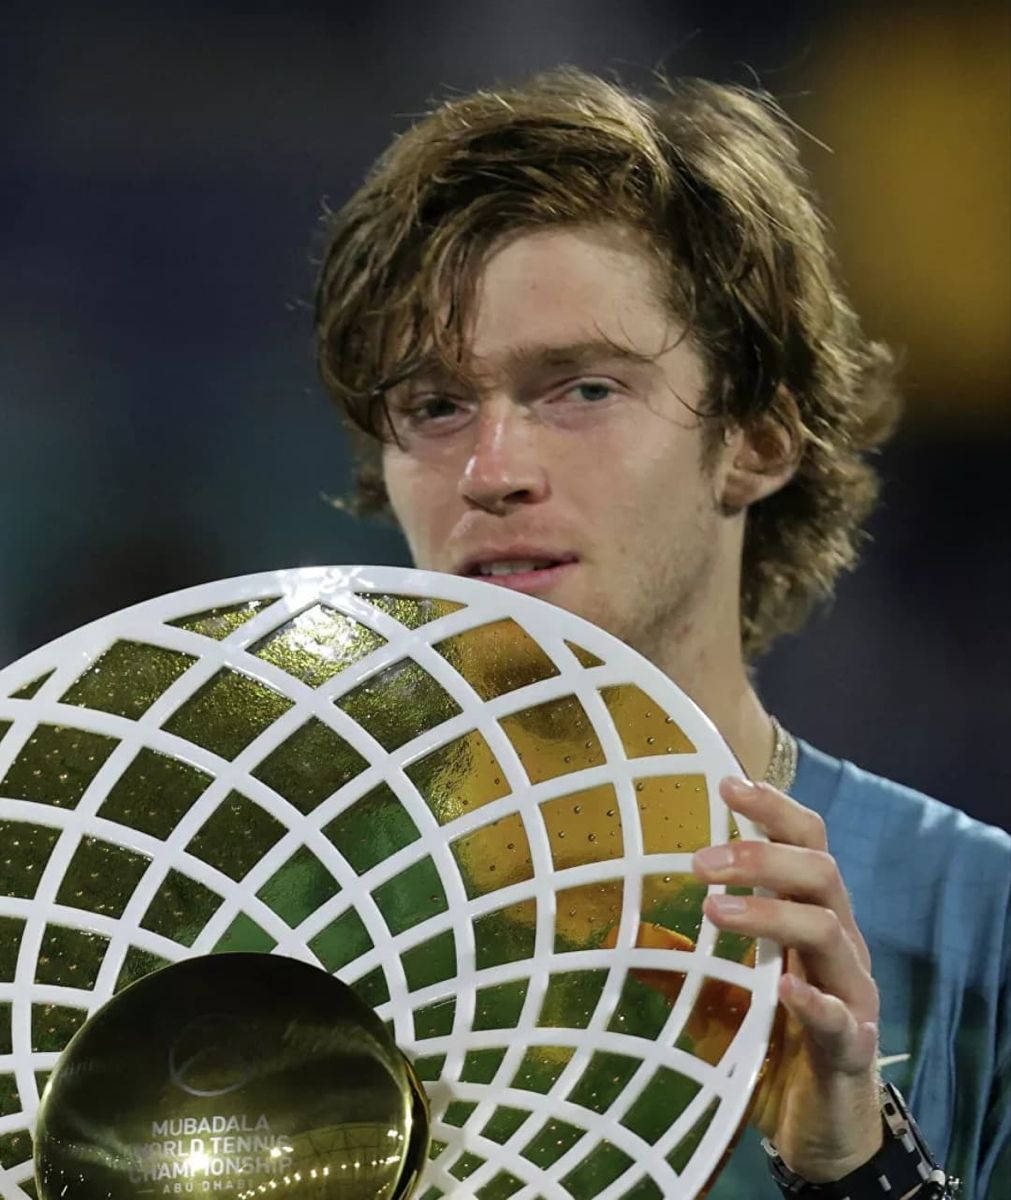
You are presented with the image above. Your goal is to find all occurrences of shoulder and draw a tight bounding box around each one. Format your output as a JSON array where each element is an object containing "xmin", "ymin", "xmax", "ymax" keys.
[
  {"xmin": 794, "ymin": 740, "xmax": 1010, "ymax": 974},
  {"xmin": 794, "ymin": 738, "xmax": 1011, "ymax": 867}
]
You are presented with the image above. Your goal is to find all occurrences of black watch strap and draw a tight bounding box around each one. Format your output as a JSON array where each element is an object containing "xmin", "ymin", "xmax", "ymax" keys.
[{"xmin": 763, "ymin": 1083, "xmax": 960, "ymax": 1198}]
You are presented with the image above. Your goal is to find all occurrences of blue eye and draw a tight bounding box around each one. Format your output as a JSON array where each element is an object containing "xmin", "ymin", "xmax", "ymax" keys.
[{"xmin": 572, "ymin": 382, "xmax": 615, "ymax": 403}]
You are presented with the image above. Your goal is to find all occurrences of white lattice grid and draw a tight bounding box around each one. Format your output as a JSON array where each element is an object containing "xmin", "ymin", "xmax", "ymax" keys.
[{"xmin": 0, "ymin": 566, "xmax": 781, "ymax": 1200}]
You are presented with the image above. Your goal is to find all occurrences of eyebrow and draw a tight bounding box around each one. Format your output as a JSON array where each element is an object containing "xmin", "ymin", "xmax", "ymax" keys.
[{"xmin": 403, "ymin": 338, "xmax": 660, "ymax": 390}]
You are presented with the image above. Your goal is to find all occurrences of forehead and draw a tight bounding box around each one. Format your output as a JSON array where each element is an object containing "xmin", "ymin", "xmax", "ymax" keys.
[{"xmin": 454, "ymin": 223, "xmax": 676, "ymax": 379}]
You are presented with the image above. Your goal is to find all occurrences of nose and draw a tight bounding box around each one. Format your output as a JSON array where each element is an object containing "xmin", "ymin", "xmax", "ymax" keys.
[{"xmin": 459, "ymin": 400, "xmax": 550, "ymax": 514}]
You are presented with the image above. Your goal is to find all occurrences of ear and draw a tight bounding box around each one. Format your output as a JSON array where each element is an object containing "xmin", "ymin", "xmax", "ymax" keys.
[{"xmin": 717, "ymin": 389, "xmax": 802, "ymax": 514}]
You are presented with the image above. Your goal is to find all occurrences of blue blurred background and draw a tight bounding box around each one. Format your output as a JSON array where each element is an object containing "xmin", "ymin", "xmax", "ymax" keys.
[{"xmin": 3, "ymin": 2, "xmax": 1008, "ymax": 829}]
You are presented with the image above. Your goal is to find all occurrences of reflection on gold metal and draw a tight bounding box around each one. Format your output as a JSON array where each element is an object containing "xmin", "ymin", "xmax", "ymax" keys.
[
  {"xmin": 472, "ymin": 900, "xmax": 537, "ymax": 969},
  {"xmin": 636, "ymin": 774, "xmax": 710, "ymax": 854},
  {"xmin": 364, "ymin": 594, "xmax": 463, "ymax": 630},
  {"xmin": 186, "ymin": 791, "xmax": 285, "ymax": 882},
  {"xmin": 473, "ymin": 979, "xmax": 529, "ymax": 1031},
  {"xmin": 0, "ymin": 1070, "xmax": 22, "ymax": 1126},
  {"xmin": 675, "ymin": 974, "xmax": 753, "ymax": 1067},
  {"xmin": 335, "ymin": 660, "xmax": 461, "ymax": 752},
  {"xmin": 640, "ymin": 873, "xmax": 705, "ymax": 945},
  {"xmin": 537, "ymin": 969, "xmax": 608, "ymax": 1030},
  {"xmin": 140, "ymin": 869, "xmax": 222, "ymax": 948},
  {"xmin": 405, "ymin": 729, "xmax": 508, "ymax": 825},
  {"xmin": 33, "ymin": 955, "xmax": 429, "ymax": 1200},
  {"xmin": 451, "ymin": 813, "xmax": 533, "ymax": 899},
  {"xmin": 162, "ymin": 670, "xmax": 293, "ymax": 761},
  {"xmin": 8, "ymin": 669, "xmax": 54, "ymax": 700},
  {"xmin": 0, "ymin": 725, "xmax": 118, "ymax": 810},
  {"xmin": 434, "ymin": 618, "xmax": 559, "ymax": 701},
  {"xmin": 372, "ymin": 859, "xmax": 448, "ymax": 937},
  {"xmin": 114, "ymin": 946, "xmax": 172, "ymax": 994},
  {"xmin": 603, "ymin": 921, "xmax": 690, "ymax": 1007},
  {"xmin": 604, "ymin": 918, "xmax": 754, "ymax": 1070},
  {"xmin": 98, "ymin": 748, "xmax": 212, "ymax": 838},
  {"xmin": 32, "ymin": 1004, "xmax": 88, "ymax": 1054},
  {"xmin": 560, "ymin": 1139, "xmax": 635, "ymax": 1198},
  {"xmin": 400, "ymin": 929, "xmax": 456, "ymax": 992},
  {"xmin": 308, "ymin": 907, "xmax": 373, "ymax": 974},
  {"xmin": 713, "ymin": 924, "xmax": 756, "ymax": 966},
  {"xmin": 55, "ymin": 837, "xmax": 149, "ymax": 918},
  {"xmin": 619, "ymin": 1064, "xmax": 703, "ymax": 1146},
  {"xmin": 554, "ymin": 881, "xmax": 624, "ymax": 952},
  {"xmin": 0, "ymin": 820, "xmax": 61, "ymax": 900},
  {"xmin": 540, "ymin": 784, "xmax": 623, "ymax": 871},
  {"xmin": 325, "ymin": 783, "xmax": 420, "ymax": 874},
  {"xmin": 564, "ymin": 641, "xmax": 603, "ymax": 669},
  {"xmin": 256, "ymin": 845, "xmax": 342, "ymax": 929},
  {"xmin": 252, "ymin": 719, "xmax": 368, "ymax": 817},
  {"xmin": 521, "ymin": 1114, "xmax": 584, "ymax": 1167},
  {"xmin": 600, "ymin": 684, "xmax": 696, "ymax": 758},
  {"xmin": 1, "ymin": 916, "xmax": 25, "ymax": 982},
  {"xmin": 510, "ymin": 1044, "xmax": 576, "ymax": 1094},
  {"xmin": 59, "ymin": 640, "xmax": 196, "ymax": 720},
  {"xmin": 499, "ymin": 695, "xmax": 605, "ymax": 784},
  {"xmin": 568, "ymin": 1048, "xmax": 639, "ymax": 1112},
  {"xmin": 669, "ymin": 1097, "xmax": 720, "ymax": 1174},
  {"xmin": 34, "ymin": 926, "xmax": 109, "ymax": 990},
  {"xmin": 253, "ymin": 604, "xmax": 386, "ymax": 687},
  {"xmin": 168, "ymin": 597, "xmax": 280, "ymax": 640}
]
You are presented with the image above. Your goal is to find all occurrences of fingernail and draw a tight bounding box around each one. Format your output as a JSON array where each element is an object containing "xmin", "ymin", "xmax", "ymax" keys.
[
  {"xmin": 694, "ymin": 844, "xmax": 735, "ymax": 871},
  {"xmin": 783, "ymin": 973, "xmax": 812, "ymax": 1000},
  {"xmin": 708, "ymin": 893, "xmax": 748, "ymax": 914},
  {"xmin": 722, "ymin": 776, "xmax": 758, "ymax": 795}
]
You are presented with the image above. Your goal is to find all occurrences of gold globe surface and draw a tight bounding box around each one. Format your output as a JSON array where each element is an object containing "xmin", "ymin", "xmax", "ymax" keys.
[{"xmin": 33, "ymin": 953, "xmax": 429, "ymax": 1200}]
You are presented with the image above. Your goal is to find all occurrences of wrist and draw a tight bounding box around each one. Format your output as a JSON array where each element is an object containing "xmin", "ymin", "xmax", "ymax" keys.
[
  {"xmin": 765, "ymin": 1071, "xmax": 883, "ymax": 1182},
  {"xmin": 763, "ymin": 1083, "xmax": 959, "ymax": 1199}
]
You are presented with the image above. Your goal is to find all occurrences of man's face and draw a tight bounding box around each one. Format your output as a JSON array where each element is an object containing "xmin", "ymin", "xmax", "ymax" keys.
[{"xmin": 382, "ymin": 223, "xmax": 740, "ymax": 667}]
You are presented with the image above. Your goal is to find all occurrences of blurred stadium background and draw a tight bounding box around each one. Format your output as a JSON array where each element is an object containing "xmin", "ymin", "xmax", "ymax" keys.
[{"xmin": 3, "ymin": 1, "xmax": 1008, "ymax": 829}]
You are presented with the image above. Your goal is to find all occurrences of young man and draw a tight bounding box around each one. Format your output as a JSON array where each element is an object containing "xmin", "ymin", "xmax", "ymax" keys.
[{"xmin": 313, "ymin": 69, "xmax": 1008, "ymax": 1198}]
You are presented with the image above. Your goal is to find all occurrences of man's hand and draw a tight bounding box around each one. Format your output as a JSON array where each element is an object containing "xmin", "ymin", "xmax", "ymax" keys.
[{"xmin": 692, "ymin": 776, "xmax": 883, "ymax": 1182}]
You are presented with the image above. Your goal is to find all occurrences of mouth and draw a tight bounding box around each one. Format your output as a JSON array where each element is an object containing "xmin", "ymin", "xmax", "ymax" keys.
[{"xmin": 458, "ymin": 553, "xmax": 579, "ymax": 595}]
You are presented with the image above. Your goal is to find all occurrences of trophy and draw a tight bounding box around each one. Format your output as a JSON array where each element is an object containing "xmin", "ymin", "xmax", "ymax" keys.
[
  {"xmin": 0, "ymin": 566, "xmax": 781, "ymax": 1199},
  {"xmin": 33, "ymin": 953, "xmax": 429, "ymax": 1198}
]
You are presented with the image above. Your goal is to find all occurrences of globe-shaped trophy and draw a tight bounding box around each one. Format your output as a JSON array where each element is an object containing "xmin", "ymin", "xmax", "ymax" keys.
[
  {"xmin": 33, "ymin": 953, "xmax": 429, "ymax": 1198},
  {"xmin": 0, "ymin": 566, "xmax": 781, "ymax": 1199}
]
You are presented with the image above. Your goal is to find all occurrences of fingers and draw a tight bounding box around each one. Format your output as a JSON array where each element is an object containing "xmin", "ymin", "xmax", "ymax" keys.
[
  {"xmin": 719, "ymin": 776, "xmax": 828, "ymax": 850},
  {"xmin": 693, "ymin": 837, "xmax": 871, "ymax": 972},
  {"xmin": 700, "ymin": 774, "xmax": 883, "ymax": 1152},
  {"xmin": 705, "ymin": 777, "xmax": 872, "ymax": 973},
  {"xmin": 695, "ymin": 840, "xmax": 841, "ymax": 905},
  {"xmin": 703, "ymin": 891, "xmax": 877, "ymax": 1014},
  {"xmin": 779, "ymin": 973, "xmax": 880, "ymax": 1075}
]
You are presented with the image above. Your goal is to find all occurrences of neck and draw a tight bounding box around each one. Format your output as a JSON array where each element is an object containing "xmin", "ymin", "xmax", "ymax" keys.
[{"xmin": 651, "ymin": 625, "xmax": 775, "ymax": 783}]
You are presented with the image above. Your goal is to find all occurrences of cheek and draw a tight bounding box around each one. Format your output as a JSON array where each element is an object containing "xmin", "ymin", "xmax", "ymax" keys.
[
  {"xmin": 577, "ymin": 437, "xmax": 680, "ymax": 518},
  {"xmin": 382, "ymin": 453, "xmax": 423, "ymax": 539},
  {"xmin": 380, "ymin": 451, "xmax": 404, "ymax": 509},
  {"xmin": 382, "ymin": 453, "xmax": 455, "ymax": 554},
  {"xmin": 577, "ymin": 434, "xmax": 713, "ymax": 560}
]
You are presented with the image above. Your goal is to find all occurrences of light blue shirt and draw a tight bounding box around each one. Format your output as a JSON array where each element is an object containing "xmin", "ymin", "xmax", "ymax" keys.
[{"xmin": 710, "ymin": 740, "xmax": 1011, "ymax": 1200}]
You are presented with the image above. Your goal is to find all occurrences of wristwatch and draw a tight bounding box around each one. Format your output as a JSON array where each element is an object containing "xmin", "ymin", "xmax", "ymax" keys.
[{"xmin": 762, "ymin": 1082, "xmax": 961, "ymax": 1198}]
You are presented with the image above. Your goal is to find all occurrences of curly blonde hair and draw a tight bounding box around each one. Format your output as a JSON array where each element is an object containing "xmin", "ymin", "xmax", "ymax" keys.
[{"xmin": 314, "ymin": 67, "xmax": 901, "ymax": 658}]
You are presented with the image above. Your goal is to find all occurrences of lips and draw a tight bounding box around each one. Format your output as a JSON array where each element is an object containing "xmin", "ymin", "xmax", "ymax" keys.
[
  {"xmin": 456, "ymin": 550, "xmax": 579, "ymax": 595},
  {"xmin": 458, "ymin": 550, "xmax": 578, "ymax": 578}
]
